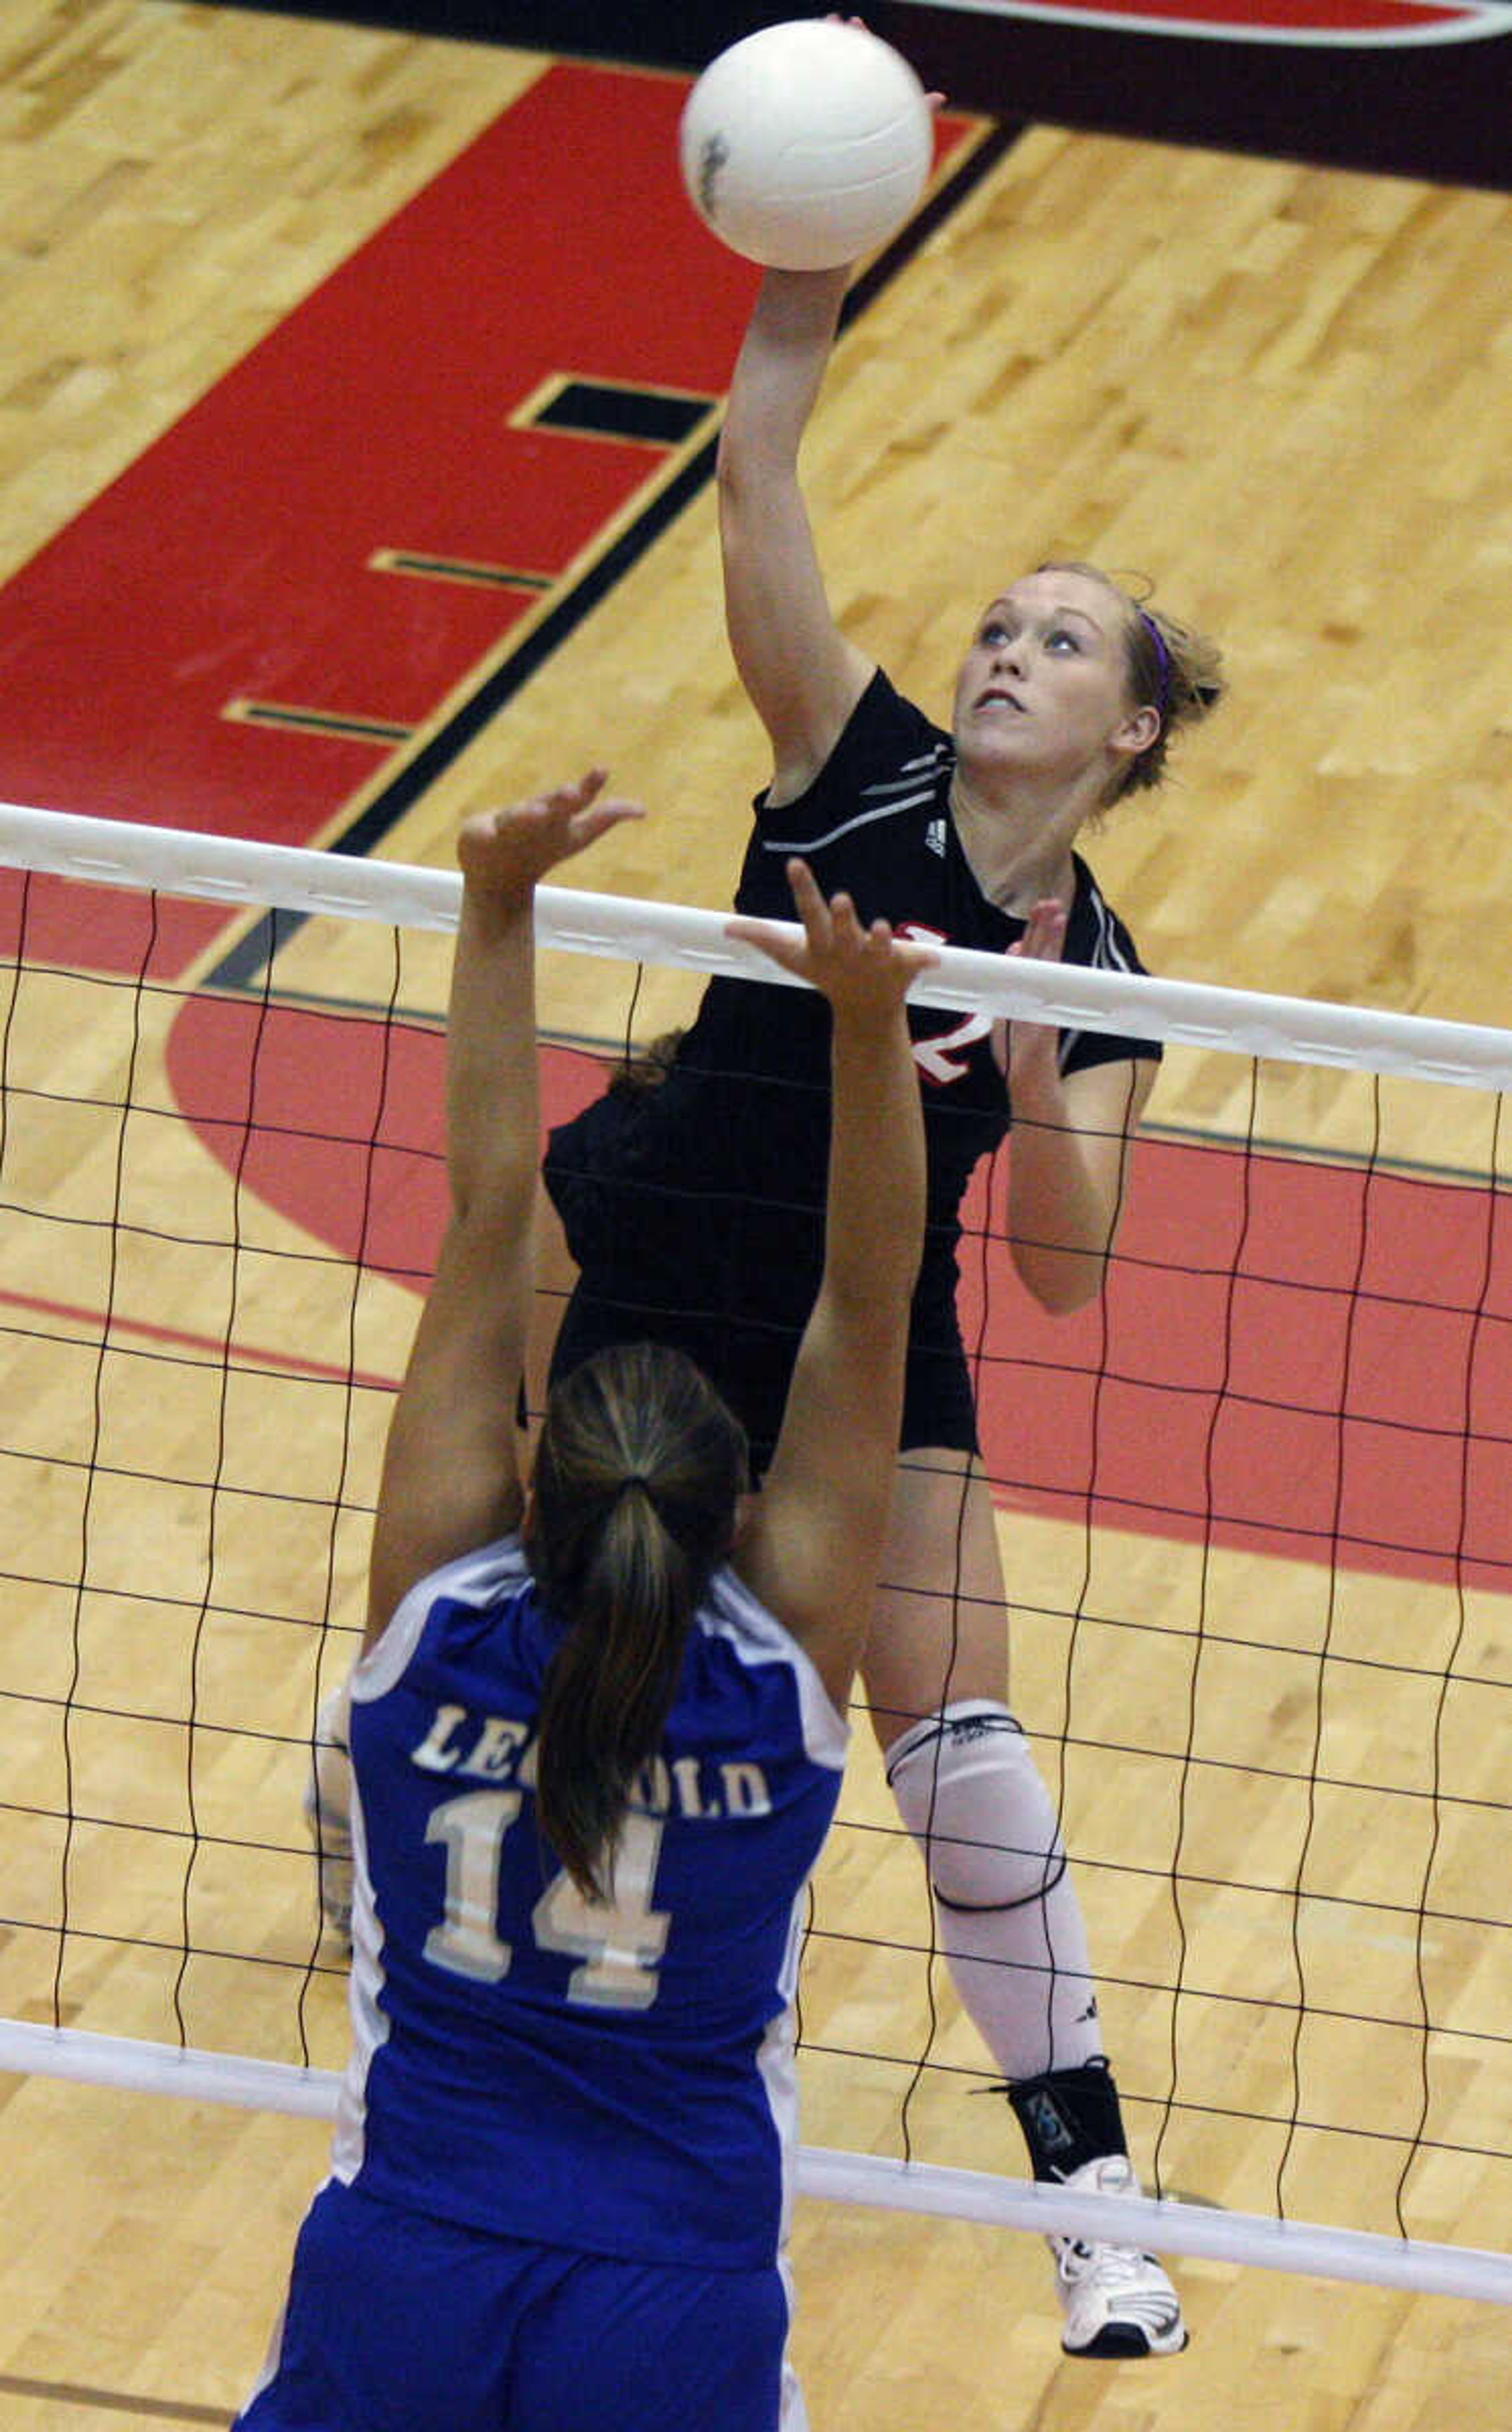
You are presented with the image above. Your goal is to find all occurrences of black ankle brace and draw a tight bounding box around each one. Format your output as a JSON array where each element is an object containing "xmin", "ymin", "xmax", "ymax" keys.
[{"xmin": 1005, "ymin": 2057, "xmax": 1129, "ymax": 2183}]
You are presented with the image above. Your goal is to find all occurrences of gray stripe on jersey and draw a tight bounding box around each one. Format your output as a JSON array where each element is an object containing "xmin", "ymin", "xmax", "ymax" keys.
[
  {"xmin": 860, "ymin": 759, "xmax": 949, "ymax": 799},
  {"xmin": 760, "ymin": 796, "xmax": 926, "ymax": 856}
]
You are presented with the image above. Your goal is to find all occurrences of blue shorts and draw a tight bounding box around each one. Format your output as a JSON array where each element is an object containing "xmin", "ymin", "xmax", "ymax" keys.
[{"xmin": 236, "ymin": 2177, "xmax": 791, "ymax": 2432}]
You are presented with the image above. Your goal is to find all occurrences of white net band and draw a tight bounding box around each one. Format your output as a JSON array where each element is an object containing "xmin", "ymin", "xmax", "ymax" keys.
[
  {"xmin": 2, "ymin": 2017, "xmax": 1508, "ymax": 2304},
  {"xmin": 4, "ymin": 799, "xmax": 1512, "ymax": 1087}
]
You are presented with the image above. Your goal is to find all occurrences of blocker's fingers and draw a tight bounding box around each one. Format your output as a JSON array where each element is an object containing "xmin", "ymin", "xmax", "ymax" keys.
[
  {"xmin": 569, "ymin": 799, "xmax": 644, "ymax": 844},
  {"xmin": 727, "ymin": 912, "xmax": 800, "ymax": 967},
  {"xmin": 824, "ymin": 889, "xmax": 866, "ymax": 944},
  {"xmin": 560, "ymin": 767, "xmax": 608, "ymax": 808},
  {"xmin": 785, "ymin": 858, "xmax": 836, "ymax": 943}
]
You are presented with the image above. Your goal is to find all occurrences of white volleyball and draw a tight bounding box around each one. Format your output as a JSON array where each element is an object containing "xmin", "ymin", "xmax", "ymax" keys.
[{"xmin": 679, "ymin": 19, "xmax": 934, "ymax": 272}]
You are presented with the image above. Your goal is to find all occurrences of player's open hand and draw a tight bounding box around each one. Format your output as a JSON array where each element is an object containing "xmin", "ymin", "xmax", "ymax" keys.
[
  {"xmin": 729, "ymin": 856, "xmax": 938, "ymax": 1023},
  {"xmin": 991, "ymin": 896, "xmax": 1067, "ymax": 1093},
  {"xmin": 458, "ymin": 771, "xmax": 643, "ymax": 904}
]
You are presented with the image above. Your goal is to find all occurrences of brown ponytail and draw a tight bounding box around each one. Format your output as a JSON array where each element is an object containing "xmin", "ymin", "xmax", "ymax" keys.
[{"xmin": 526, "ymin": 1343, "xmax": 748, "ymax": 1900}]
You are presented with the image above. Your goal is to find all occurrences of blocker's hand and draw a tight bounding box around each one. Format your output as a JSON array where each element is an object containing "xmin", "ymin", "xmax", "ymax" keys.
[
  {"xmin": 730, "ymin": 855, "xmax": 938, "ymax": 1024},
  {"xmin": 458, "ymin": 771, "xmax": 643, "ymax": 905}
]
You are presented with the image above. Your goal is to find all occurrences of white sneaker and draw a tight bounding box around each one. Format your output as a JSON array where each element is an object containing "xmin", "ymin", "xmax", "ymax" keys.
[
  {"xmin": 303, "ymin": 1727, "xmax": 354, "ymax": 1948},
  {"xmin": 1049, "ymin": 2155, "xmax": 1188, "ymax": 2358}
]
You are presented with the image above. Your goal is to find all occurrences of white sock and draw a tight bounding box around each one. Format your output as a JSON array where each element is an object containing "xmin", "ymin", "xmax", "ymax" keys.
[{"xmin": 885, "ymin": 1700, "xmax": 1103, "ymax": 2082}]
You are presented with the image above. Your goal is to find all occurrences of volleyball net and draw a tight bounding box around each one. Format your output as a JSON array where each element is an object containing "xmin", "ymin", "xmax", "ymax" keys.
[{"xmin": 2, "ymin": 803, "xmax": 1510, "ymax": 2304}]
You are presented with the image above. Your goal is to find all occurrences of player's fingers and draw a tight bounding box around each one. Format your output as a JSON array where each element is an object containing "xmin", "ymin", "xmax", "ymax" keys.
[
  {"xmin": 888, "ymin": 941, "xmax": 938, "ymax": 999},
  {"xmin": 569, "ymin": 800, "xmax": 644, "ymax": 848},
  {"xmin": 727, "ymin": 913, "xmax": 799, "ymax": 967},
  {"xmin": 1008, "ymin": 902, "xmax": 1067, "ymax": 963},
  {"xmin": 571, "ymin": 794, "xmax": 640, "ymax": 826},
  {"xmin": 823, "ymin": 889, "xmax": 865, "ymax": 948},
  {"xmin": 526, "ymin": 770, "xmax": 606, "ymax": 829},
  {"xmin": 786, "ymin": 859, "xmax": 836, "ymax": 949}
]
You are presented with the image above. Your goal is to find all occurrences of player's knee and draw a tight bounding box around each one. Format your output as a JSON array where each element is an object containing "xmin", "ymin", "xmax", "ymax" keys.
[{"xmin": 884, "ymin": 1700, "xmax": 1067, "ymax": 1913}]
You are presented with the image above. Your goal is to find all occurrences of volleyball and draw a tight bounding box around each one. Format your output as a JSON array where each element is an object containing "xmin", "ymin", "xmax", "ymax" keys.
[{"xmin": 678, "ymin": 20, "xmax": 934, "ymax": 271}]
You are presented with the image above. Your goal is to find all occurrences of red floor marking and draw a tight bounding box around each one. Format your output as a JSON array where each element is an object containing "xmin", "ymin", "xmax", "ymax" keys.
[
  {"xmin": 166, "ymin": 994, "xmax": 453, "ymax": 1291},
  {"xmin": 0, "ymin": 61, "xmax": 973, "ymax": 982},
  {"xmin": 959, "ymin": 1134, "xmax": 1512, "ymax": 1585},
  {"xmin": 0, "ymin": 1284, "xmax": 400, "ymax": 1392},
  {"xmin": 163, "ymin": 994, "xmax": 1512, "ymax": 1589}
]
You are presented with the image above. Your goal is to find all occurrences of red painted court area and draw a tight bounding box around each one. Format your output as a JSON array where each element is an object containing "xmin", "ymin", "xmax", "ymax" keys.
[
  {"xmin": 960, "ymin": 1128, "xmax": 1512, "ymax": 1585},
  {"xmin": 162, "ymin": 1000, "xmax": 1512, "ymax": 1591}
]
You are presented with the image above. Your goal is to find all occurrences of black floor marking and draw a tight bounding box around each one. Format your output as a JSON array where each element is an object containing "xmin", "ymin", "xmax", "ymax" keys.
[{"xmin": 527, "ymin": 378, "xmax": 715, "ymax": 447}]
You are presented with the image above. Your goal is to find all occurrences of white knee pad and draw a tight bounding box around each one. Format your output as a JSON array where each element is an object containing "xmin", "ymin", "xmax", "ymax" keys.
[
  {"xmin": 884, "ymin": 1698, "xmax": 1102, "ymax": 2079},
  {"xmin": 884, "ymin": 1699, "xmax": 1068, "ymax": 1913}
]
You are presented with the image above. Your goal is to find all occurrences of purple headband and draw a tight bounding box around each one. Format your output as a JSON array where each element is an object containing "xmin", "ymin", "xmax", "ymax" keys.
[{"xmin": 1137, "ymin": 608, "xmax": 1171, "ymax": 717}]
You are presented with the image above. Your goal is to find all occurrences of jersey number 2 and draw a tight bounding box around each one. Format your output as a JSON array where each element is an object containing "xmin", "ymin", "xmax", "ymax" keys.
[
  {"xmin": 898, "ymin": 922, "xmax": 994, "ymax": 1082},
  {"xmin": 422, "ymin": 1789, "xmax": 671, "ymax": 2011}
]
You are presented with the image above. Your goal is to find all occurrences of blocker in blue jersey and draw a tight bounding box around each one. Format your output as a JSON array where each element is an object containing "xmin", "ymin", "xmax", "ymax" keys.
[{"xmin": 238, "ymin": 773, "xmax": 934, "ymax": 2432}]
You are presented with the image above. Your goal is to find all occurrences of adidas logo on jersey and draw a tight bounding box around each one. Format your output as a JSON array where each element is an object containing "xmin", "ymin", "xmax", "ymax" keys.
[{"xmin": 925, "ymin": 817, "xmax": 947, "ymax": 858}]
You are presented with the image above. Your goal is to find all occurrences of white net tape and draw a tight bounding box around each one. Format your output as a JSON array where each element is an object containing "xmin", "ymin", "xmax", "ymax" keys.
[{"xmin": 6, "ymin": 800, "xmax": 1512, "ymax": 1085}]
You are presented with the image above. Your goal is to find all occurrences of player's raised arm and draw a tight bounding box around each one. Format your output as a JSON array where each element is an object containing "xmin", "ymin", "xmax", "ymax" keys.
[
  {"xmin": 728, "ymin": 865, "xmax": 934, "ymax": 1702},
  {"xmin": 717, "ymin": 268, "xmax": 876, "ymax": 801},
  {"xmin": 365, "ymin": 774, "xmax": 642, "ymax": 1645}
]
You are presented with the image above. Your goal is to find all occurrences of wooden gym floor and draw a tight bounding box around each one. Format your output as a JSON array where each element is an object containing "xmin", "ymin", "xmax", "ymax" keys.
[{"xmin": 1, "ymin": 3, "xmax": 1511, "ymax": 2425}]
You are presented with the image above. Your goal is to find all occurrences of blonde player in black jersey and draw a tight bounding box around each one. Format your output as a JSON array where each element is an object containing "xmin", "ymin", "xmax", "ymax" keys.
[{"xmin": 537, "ymin": 259, "xmax": 1223, "ymax": 2361}]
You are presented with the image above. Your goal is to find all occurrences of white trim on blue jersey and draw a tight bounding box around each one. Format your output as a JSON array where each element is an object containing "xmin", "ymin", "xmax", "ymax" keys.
[
  {"xmin": 352, "ymin": 1537, "xmax": 532, "ymax": 1704},
  {"xmin": 335, "ymin": 1540, "xmax": 533, "ymax": 2189},
  {"xmin": 695, "ymin": 1563, "xmax": 847, "ymax": 2273},
  {"xmin": 699, "ymin": 1561, "xmax": 849, "ymax": 1774}
]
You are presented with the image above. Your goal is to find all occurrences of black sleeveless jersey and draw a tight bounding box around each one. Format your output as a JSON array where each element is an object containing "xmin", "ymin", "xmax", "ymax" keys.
[
  {"xmin": 668, "ymin": 667, "xmax": 1160, "ymax": 1238},
  {"xmin": 544, "ymin": 669, "xmax": 1160, "ymax": 1458}
]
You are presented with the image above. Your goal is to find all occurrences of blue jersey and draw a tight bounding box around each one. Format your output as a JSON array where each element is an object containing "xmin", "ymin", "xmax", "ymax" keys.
[{"xmin": 332, "ymin": 1537, "xmax": 847, "ymax": 2273}]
